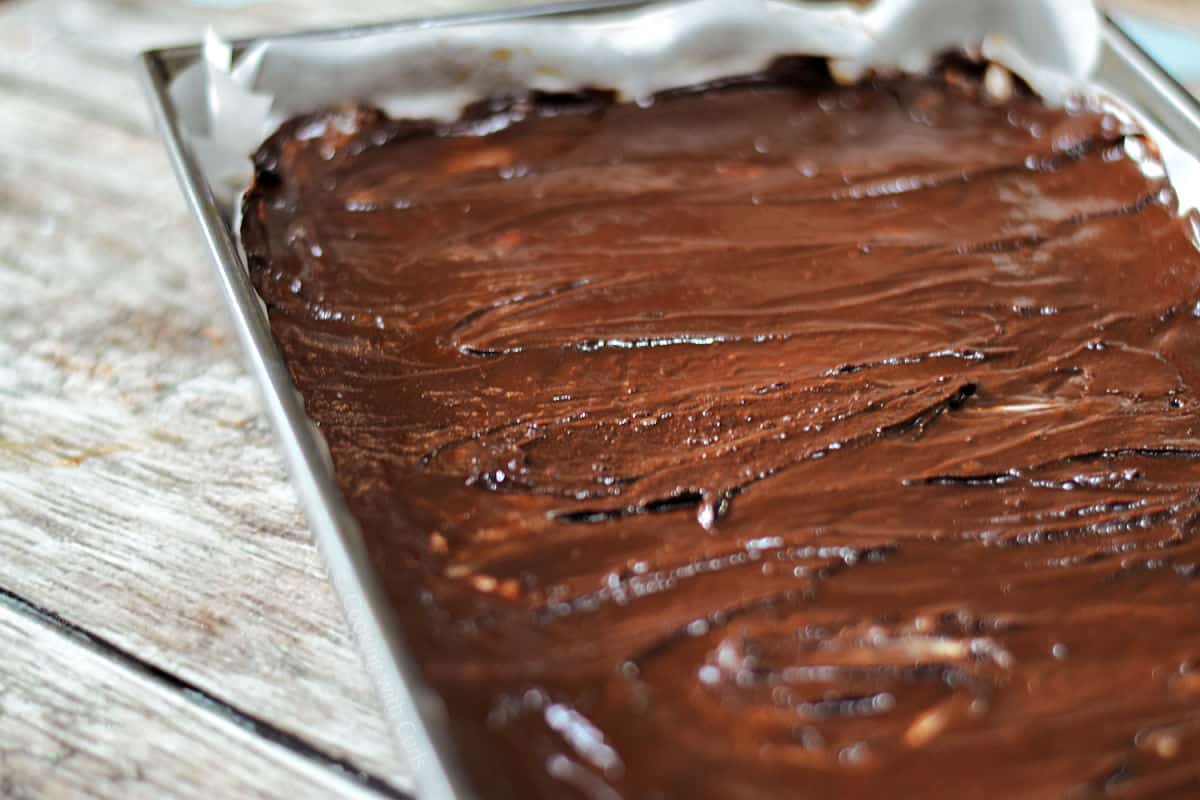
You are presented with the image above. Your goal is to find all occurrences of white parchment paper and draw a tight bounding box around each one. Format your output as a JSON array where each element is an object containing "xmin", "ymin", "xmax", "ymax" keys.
[{"xmin": 167, "ymin": 0, "xmax": 1200, "ymax": 217}]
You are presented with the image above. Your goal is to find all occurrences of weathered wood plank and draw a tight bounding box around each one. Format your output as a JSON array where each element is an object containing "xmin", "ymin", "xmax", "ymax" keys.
[
  {"xmin": 0, "ymin": 598, "xmax": 383, "ymax": 800},
  {"xmin": 0, "ymin": 81, "xmax": 407, "ymax": 789}
]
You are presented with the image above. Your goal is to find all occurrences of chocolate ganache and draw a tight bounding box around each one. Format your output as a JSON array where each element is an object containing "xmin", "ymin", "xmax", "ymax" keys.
[{"xmin": 242, "ymin": 61, "xmax": 1200, "ymax": 799}]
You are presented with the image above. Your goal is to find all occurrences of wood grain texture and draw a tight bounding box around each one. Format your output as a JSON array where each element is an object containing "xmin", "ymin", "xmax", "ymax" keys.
[
  {"xmin": 0, "ymin": 0, "xmax": 1196, "ymax": 798},
  {"xmin": 0, "ymin": 597, "xmax": 382, "ymax": 800},
  {"xmin": 0, "ymin": 74, "xmax": 407, "ymax": 791}
]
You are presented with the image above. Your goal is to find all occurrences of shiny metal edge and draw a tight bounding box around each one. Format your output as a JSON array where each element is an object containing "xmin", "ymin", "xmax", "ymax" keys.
[
  {"xmin": 138, "ymin": 50, "xmax": 470, "ymax": 800},
  {"xmin": 138, "ymin": 9, "xmax": 1198, "ymax": 800},
  {"xmin": 1100, "ymin": 17, "xmax": 1200, "ymax": 166}
]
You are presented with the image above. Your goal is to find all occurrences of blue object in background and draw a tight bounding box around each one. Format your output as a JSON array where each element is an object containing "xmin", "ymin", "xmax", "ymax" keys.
[{"xmin": 1111, "ymin": 12, "xmax": 1200, "ymax": 87}]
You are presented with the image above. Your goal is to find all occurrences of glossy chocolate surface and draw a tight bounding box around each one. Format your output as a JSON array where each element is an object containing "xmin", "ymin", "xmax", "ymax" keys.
[{"xmin": 243, "ymin": 64, "xmax": 1200, "ymax": 798}]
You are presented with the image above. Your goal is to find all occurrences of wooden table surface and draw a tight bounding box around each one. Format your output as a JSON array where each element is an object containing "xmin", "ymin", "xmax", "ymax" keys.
[{"xmin": 0, "ymin": 1, "xmax": 1195, "ymax": 798}]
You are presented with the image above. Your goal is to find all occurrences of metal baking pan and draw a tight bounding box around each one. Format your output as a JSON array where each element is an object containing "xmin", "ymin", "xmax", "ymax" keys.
[{"xmin": 138, "ymin": 7, "xmax": 1200, "ymax": 799}]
